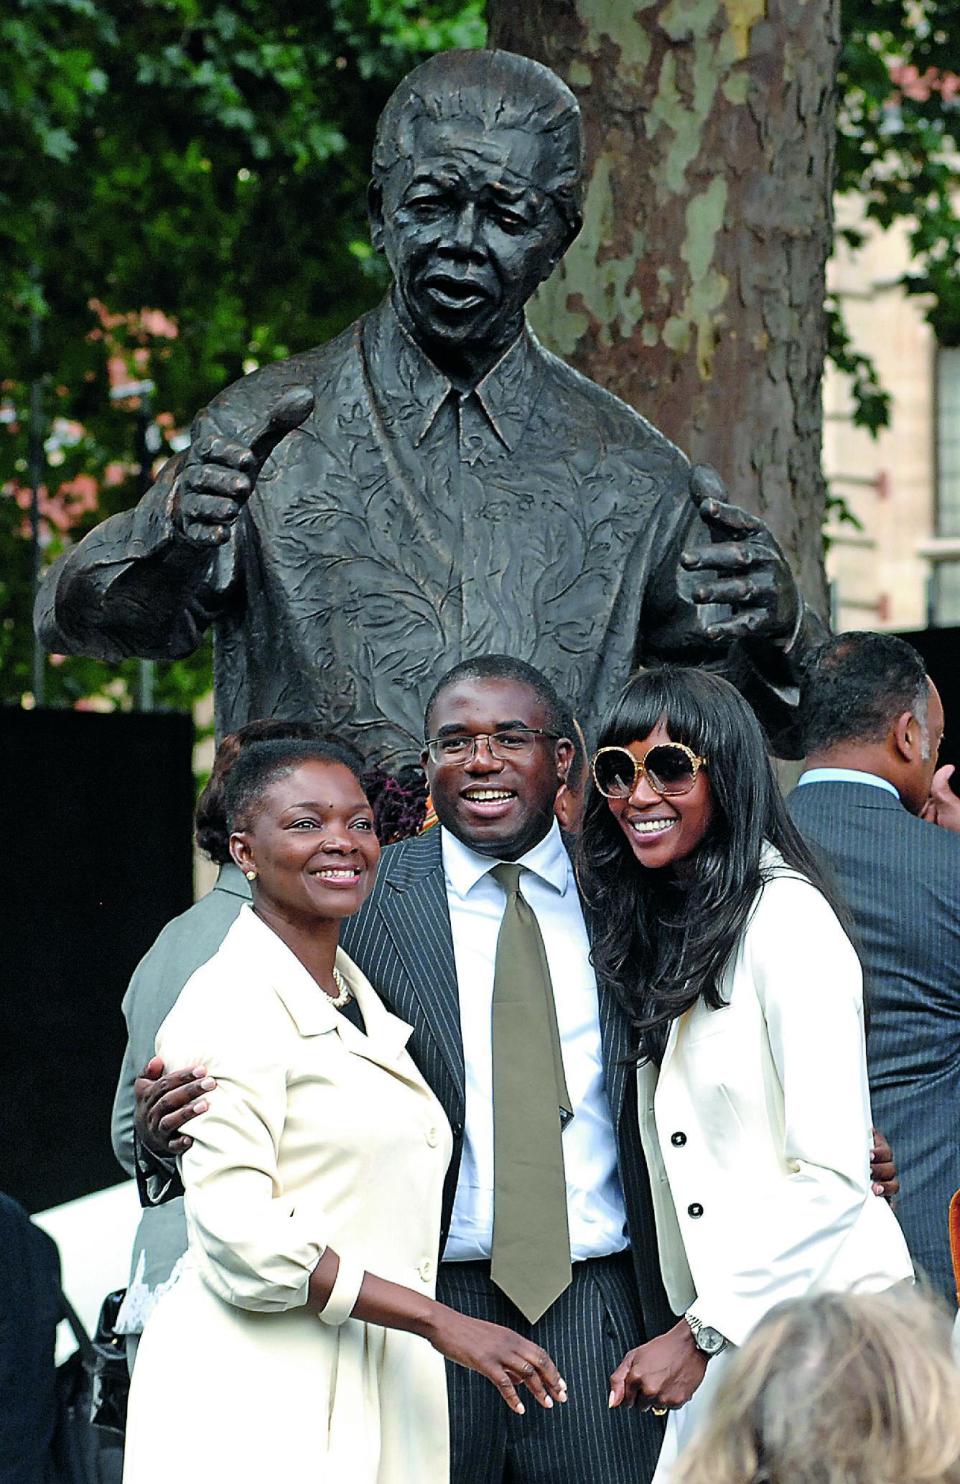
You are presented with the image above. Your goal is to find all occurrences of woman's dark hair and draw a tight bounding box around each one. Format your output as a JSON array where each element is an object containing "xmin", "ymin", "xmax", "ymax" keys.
[
  {"xmin": 224, "ymin": 738, "xmax": 366, "ymax": 836},
  {"xmin": 577, "ymin": 667, "xmax": 848, "ymax": 1063},
  {"xmin": 195, "ymin": 719, "xmax": 321, "ymax": 863}
]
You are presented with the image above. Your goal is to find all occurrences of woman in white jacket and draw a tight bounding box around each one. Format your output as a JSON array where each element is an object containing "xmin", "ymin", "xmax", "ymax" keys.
[
  {"xmin": 124, "ymin": 737, "xmax": 565, "ymax": 1483},
  {"xmin": 577, "ymin": 669, "xmax": 913, "ymax": 1481}
]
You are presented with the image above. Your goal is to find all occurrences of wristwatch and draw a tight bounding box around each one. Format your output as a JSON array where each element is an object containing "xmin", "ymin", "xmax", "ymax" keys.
[{"xmin": 685, "ymin": 1312, "xmax": 727, "ymax": 1355}]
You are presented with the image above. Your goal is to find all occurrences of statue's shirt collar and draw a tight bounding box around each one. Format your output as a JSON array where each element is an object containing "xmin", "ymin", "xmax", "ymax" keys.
[{"xmin": 364, "ymin": 294, "xmax": 538, "ymax": 454}]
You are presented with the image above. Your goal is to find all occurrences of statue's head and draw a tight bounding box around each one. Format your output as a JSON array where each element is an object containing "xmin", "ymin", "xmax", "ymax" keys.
[{"xmin": 369, "ymin": 49, "xmax": 584, "ymax": 366}]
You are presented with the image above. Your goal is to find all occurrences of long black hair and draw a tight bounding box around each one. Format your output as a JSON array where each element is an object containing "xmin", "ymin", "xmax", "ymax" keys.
[{"xmin": 577, "ymin": 667, "xmax": 848, "ymax": 1064}]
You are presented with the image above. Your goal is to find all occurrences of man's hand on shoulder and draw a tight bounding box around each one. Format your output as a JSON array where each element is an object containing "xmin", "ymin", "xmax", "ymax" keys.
[
  {"xmin": 135, "ymin": 1055, "xmax": 217, "ymax": 1157},
  {"xmin": 921, "ymin": 764, "xmax": 960, "ymax": 833}
]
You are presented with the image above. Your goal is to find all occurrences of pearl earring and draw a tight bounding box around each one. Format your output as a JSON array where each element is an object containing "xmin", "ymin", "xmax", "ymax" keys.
[{"xmin": 245, "ymin": 869, "xmax": 257, "ymax": 882}]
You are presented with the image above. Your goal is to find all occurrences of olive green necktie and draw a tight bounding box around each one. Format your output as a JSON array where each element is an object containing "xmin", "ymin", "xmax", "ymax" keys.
[{"xmin": 489, "ymin": 862, "xmax": 572, "ymax": 1323}]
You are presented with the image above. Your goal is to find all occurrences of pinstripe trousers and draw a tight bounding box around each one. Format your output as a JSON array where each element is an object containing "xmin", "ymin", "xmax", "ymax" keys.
[{"xmin": 438, "ymin": 1254, "xmax": 663, "ymax": 1484}]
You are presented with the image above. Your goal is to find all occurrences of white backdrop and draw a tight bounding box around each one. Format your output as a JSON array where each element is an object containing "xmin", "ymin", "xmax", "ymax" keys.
[{"xmin": 34, "ymin": 1180, "xmax": 140, "ymax": 1362}]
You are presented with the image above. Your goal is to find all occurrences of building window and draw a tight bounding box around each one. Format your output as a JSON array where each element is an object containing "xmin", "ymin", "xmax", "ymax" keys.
[{"xmin": 933, "ymin": 347, "xmax": 960, "ymax": 623}]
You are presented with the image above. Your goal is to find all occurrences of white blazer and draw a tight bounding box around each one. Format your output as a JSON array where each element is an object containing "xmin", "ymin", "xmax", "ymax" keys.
[{"xmin": 637, "ymin": 846, "xmax": 913, "ymax": 1349}]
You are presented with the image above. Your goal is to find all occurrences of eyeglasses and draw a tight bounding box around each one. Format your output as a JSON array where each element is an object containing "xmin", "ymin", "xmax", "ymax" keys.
[
  {"xmin": 591, "ymin": 742, "xmax": 706, "ymax": 799},
  {"xmin": 424, "ymin": 729, "xmax": 560, "ymax": 765}
]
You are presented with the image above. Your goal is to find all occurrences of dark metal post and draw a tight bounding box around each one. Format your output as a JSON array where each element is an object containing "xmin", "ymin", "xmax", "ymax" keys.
[
  {"xmin": 136, "ymin": 386, "xmax": 157, "ymax": 711},
  {"xmin": 111, "ymin": 377, "xmax": 158, "ymax": 710},
  {"xmin": 27, "ymin": 374, "xmax": 46, "ymax": 707}
]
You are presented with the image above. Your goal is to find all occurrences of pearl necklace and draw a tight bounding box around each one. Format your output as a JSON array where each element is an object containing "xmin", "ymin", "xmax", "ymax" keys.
[{"xmin": 326, "ymin": 965, "xmax": 353, "ymax": 1009}]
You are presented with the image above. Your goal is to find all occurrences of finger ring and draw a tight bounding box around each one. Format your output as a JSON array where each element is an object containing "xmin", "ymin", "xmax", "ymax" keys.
[
  {"xmin": 652, "ymin": 1406, "xmax": 668, "ymax": 1417},
  {"xmin": 522, "ymin": 1363, "xmax": 534, "ymax": 1376}
]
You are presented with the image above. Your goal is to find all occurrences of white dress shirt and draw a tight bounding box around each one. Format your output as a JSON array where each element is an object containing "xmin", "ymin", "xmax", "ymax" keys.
[
  {"xmin": 797, "ymin": 766, "xmax": 900, "ymax": 799},
  {"xmin": 441, "ymin": 821, "xmax": 628, "ymax": 1263}
]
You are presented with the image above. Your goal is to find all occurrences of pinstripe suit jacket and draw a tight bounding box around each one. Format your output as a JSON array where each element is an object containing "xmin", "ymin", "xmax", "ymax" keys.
[
  {"xmin": 341, "ymin": 828, "xmax": 673, "ymax": 1342},
  {"xmin": 787, "ymin": 780, "xmax": 960, "ymax": 1300}
]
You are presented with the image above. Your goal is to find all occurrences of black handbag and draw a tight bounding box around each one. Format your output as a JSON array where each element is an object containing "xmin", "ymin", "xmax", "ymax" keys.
[{"xmin": 50, "ymin": 1290, "xmax": 127, "ymax": 1484}]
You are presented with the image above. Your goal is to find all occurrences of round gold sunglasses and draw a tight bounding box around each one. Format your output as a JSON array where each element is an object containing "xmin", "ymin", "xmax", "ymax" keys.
[{"xmin": 591, "ymin": 742, "xmax": 707, "ymax": 799}]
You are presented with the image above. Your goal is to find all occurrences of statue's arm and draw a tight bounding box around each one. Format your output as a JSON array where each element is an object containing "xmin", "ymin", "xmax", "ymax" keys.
[{"xmin": 34, "ymin": 451, "xmax": 237, "ymax": 662}]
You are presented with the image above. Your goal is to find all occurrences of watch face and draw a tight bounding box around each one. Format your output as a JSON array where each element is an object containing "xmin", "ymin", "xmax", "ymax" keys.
[{"xmin": 696, "ymin": 1325, "xmax": 725, "ymax": 1355}]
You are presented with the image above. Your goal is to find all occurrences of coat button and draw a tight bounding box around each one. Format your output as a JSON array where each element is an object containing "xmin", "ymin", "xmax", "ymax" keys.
[
  {"xmin": 418, "ymin": 1258, "xmax": 434, "ymax": 1283},
  {"xmin": 671, "ymin": 1131, "xmax": 687, "ymax": 1147},
  {"xmin": 687, "ymin": 1203, "xmax": 704, "ymax": 1219},
  {"xmin": 426, "ymin": 1126, "xmax": 439, "ymax": 1147}
]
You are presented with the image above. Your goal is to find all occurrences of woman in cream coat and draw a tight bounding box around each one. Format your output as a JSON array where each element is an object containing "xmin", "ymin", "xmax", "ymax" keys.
[
  {"xmin": 578, "ymin": 669, "xmax": 912, "ymax": 1482},
  {"xmin": 124, "ymin": 738, "xmax": 565, "ymax": 1484}
]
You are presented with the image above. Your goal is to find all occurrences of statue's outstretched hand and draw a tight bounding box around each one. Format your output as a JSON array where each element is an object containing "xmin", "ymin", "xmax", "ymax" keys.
[
  {"xmin": 174, "ymin": 385, "xmax": 314, "ymax": 547},
  {"xmin": 679, "ymin": 465, "xmax": 800, "ymax": 646}
]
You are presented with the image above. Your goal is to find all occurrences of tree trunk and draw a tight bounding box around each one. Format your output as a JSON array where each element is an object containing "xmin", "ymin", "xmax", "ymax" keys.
[{"xmin": 488, "ymin": 0, "xmax": 839, "ymax": 612}]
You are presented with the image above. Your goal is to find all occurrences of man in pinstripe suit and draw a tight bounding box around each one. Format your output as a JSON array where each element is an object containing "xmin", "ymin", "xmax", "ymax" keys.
[
  {"xmin": 787, "ymin": 631, "xmax": 960, "ymax": 1303},
  {"xmin": 340, "ymin": 656, "xmax": 671, "ymax": 1483},
  {"xmin": 137, "ymin": 655, "xmax": 670, "ymax": 1482}
]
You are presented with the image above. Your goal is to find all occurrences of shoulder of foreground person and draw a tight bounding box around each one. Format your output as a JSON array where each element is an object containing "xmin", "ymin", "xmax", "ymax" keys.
[{"xmin": 121, "ymin": 882, "xmax": 246, "ymax": 1020}]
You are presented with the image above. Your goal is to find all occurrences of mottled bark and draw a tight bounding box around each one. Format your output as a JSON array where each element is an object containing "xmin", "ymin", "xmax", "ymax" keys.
[{"xmin": 488, "ymin": 0, "xmax": 839, "ymax": 612}]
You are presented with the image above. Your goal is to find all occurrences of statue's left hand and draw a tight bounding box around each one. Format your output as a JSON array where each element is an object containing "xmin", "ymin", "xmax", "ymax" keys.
[{"xmin": 679, "ymin": 465, "xmax": 800, "ymax": 647}]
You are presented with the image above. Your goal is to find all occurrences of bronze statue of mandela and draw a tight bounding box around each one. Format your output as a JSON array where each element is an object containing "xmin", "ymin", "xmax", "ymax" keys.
[{"xmin": 35, "ymin": 49, "xmax": 825, "ymax": 761}]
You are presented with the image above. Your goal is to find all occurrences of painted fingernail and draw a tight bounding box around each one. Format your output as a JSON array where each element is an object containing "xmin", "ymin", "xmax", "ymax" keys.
[
  {"xmin": 192, "ymin": 1067, "xmax": 207, "ymax": 1077},
  {"xmin": 544, "ymin": 1397, "xmax": 553, "ymax": 1408},
  {"xmin": 516, "ymin": 1404, "xmax": 525, "ymax": 1416},
  {"xmin": 558, "ymin": 1377, "xmax": 567, "ymax": 1390},
  {"xmin": 608, "ymin": 1390, "xmax": 616, "ymax": 1409},
  {"xmin": 193, "ymin": 1099, "xmax": 208, "ymax": 1114},
  {"xmin": 201, "ymin": 1078, "xmax": 216, "ymax": 1091},
  {"xmin": 873, "ymin": 1183, "xmax": 884, "ymax": 1195}
]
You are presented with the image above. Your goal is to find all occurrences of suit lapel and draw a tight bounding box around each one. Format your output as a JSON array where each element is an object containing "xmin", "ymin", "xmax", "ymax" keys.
[
  {"xmin": 378, "ymin": 833, "xmax": 466, "ymax": 1099},
  {"xmin": 597, "ymin": 977, "xmax": 631, "ymax": 1128},
  {"xmin": 571, "ymin": 842, "xmax": 633, "ymax": 1128},
  {"xmin": 213, "ymin": 861, "xmax": 252, "ymax": 902}
]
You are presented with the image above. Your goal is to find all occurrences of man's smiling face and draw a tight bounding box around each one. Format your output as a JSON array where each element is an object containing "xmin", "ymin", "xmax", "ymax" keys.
[
  {"xmin": 422, "ymin": 676, "xmax": 571, "ymax": 861},
  {"xmin": 371, "ymin": 117, "xmax": 571, "ymax": 366}
]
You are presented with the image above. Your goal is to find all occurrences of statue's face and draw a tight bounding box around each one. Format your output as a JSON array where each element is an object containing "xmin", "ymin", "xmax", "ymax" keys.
[{"xmin": 372, "ymin": 115, "xmax": 572, "ymax": 358}]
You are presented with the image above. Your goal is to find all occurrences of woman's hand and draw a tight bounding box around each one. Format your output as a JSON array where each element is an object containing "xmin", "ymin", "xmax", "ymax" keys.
[
  {"xmin": 608, "ymin": 1319, "xmax": 707, "ymax": 1411},
  {"xmin": 871, "ymin": 1128, "xmax": 900, "ymax": 1203},
  {"xmin": 427, "ymin": 1308, "xmax": 568, "ymax": 1416},
  {"xmin": 324, "ymin": 1265, "xmax": 566, "ymax": 1417}
]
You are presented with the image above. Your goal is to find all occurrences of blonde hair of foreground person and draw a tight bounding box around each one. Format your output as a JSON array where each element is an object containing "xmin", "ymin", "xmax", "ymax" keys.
[{"xmin": 673, "ymin": 1289, "xmax": 960, "ymax": 1484}]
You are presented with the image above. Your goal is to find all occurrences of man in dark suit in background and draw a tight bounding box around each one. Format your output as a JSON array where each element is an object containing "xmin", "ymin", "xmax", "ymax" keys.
[
  {"xmin": 787, "ymin": 631, "xmax": 960, "ymax": 1301},
  {"xmin": 0, "ymin": 1193, "xmax": 62, "ymax": 1484},
  {"xmin": 137, "ymin": 655, "xmax": 672, "ymax": 1484}
]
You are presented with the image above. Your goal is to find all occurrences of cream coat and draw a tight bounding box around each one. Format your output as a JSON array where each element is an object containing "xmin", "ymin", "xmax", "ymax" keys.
[
  {"xmin": 638, "ymin": 848, "xmax": 913, "ymax": 1352},
  {"xmin": 124, "ymin": 906, "xmax": 452, "ymax": 1483}
]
